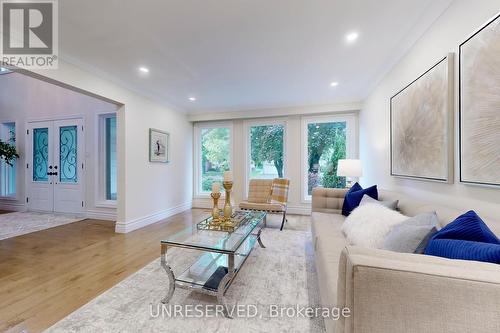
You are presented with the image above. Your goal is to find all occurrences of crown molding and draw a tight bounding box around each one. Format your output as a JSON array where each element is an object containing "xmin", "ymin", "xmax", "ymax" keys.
[{"xmin": 188, "ymin": 101, "xmax": 363, "ymax": 122}]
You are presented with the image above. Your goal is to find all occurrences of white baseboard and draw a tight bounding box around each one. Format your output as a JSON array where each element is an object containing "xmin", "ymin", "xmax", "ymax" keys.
[
  {"xmin": 192, "ymin": 198, "xmax": 213, "ymax": 210},
  {"xmin": 86, "ymin": 209, "xmax": 117, "ymax": 221},
  {"xmin": 192, "ymin": 198, "xmax": 310, "ymax": 216},
  {"xmin": 0, "ymin": 201, "xmax": 120, "ymax": 220},
  {"xmin": 115, "ymin": 201, "xmax": 193, "ymax": 233},
  {"xmin": 0, "ymin": 201, "xmax": 26, "ymax": 212},
  {"xmin": 287, "ymin": 205, "xmax": 311, "ymax": 216}
]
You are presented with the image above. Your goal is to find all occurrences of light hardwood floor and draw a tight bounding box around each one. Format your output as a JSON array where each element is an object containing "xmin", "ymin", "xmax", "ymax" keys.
[
  {"xmin": 0, "ymin": 209, "xmax": 211, "ymax": 333},
  {"xmin": 0, "ymin": 210, "xmax": 307, "ymax": 333}
]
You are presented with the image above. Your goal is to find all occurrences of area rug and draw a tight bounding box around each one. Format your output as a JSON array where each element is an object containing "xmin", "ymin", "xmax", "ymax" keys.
[
  {"xmin": 45, "ymin": 228, "xmax": 326, "ymax": 333},
  {"xmin": 0, "ymin": 212, "xmax": 83, "ymax": 240}
]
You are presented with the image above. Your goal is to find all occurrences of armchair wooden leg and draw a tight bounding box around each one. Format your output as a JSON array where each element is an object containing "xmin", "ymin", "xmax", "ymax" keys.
[{"xmin": 280, "ymin": 211, "xmax": 287, "ymax": 231}]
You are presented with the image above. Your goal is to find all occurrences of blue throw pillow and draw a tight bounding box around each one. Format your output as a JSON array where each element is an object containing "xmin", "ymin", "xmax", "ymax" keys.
[
  {"xmin": 341, "ymin": 184, "xmax": 378, "ymax": 216},
  {"xmin": 431, "ymin": 210, "xmax": 499, "ymax": 244},
  {"xmin": 341, "ymin": 182, "xmax": 362, "ymax": 215},
  {"xmin": 348, "ymin": 182, "xmax": 363, "ymax": 194},
  {"xmin": 424, "ymin": 210, "xmax": 500, "ymax": 264},
  {"xmin": 425, "ymin": 239, "xmax": 500, "ymax": 264}
]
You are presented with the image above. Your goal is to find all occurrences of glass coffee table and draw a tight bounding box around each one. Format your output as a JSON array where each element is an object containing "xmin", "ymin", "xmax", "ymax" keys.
[{"xmin": 160, "ymin": 211, "xmax": 267, "ymax": 317}]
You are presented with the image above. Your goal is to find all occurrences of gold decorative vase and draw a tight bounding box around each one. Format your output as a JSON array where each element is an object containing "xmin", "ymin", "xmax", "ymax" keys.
[
  {"xmin": 210, "ymin": 192, "xmax": 221, "ymax": 223},
  {"xmin": 223, "ymin": 181, "xmax": 233, "ymax": 220}
]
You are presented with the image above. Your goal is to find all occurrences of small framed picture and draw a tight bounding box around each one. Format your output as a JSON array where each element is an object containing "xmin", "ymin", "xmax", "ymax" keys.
[{"xmin": 149, "ymin": 129, "xmax": 170, "ymax": 163}]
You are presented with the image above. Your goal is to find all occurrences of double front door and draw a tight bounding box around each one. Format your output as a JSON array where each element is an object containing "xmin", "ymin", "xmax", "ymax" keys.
[{"xmin": 27, "ymin": 119, "xmax": 84, "ymax": 214}]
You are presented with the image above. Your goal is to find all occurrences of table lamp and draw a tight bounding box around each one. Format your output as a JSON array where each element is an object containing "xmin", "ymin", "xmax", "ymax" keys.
[{"xmin": 337, "ymin": 159, "xmax": 362, "ymax": 188}]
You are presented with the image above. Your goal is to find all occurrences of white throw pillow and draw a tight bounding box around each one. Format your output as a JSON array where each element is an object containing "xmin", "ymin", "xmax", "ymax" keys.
[{"xmin": 342, "ymin": 203, "xmax": 408, "ymax": 248}]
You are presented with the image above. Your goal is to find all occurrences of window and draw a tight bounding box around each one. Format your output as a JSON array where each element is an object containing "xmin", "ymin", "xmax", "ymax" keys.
[
  {"xmin": 302, "ymin": 115, "xmax": 356, "ymax": 200},
  {"xmin": 105, "ymin": 117, "xmax": 117, "ymax": 200},
  {"xmin": 247, "ymin": 123, "xmax": 285, "ymax": 181},
  {"xmin": 195, "ymin": 123, "xmax": 232, "ymax": 195},
  {"xmin": 0, "ymin": 122, "xmax": 16, "ymax": 197},
  {"xmin": 98, "ymin": 114, "xmax": 117, "ymax": 203}
]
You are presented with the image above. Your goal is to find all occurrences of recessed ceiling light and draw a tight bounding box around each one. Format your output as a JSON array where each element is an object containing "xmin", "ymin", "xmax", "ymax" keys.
[
  {"xmin": 330, "ymin": 81, "xmax": 339, "ymax": 87},
  {"xmin": 346, "ymin": 32, "xmax": 359, "ymax": 43},
  {"xmin": 189, "ymin": 97, "xmax": 196, "ymax": 102},
  {"xmin": 138, "ymin": 66, "xmax": 150, "ymax": 73}
]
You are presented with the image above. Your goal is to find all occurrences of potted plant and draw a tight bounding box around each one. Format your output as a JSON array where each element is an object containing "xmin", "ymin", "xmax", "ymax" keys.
[{"xmin": 0, "ymin": 140, "xmax": 19, "ymax": 166}]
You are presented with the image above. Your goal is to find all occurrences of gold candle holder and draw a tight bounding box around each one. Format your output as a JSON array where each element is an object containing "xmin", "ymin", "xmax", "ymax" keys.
[
  {"xmin": 210, "ymin": 192, "xmax": 221, "ymax": 223},
  {"xmin": 222, "ymin": 181, "xmax": 233, "ymax": 221}
]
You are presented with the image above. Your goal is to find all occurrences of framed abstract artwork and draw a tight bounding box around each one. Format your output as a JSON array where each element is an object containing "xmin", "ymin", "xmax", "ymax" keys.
[
  {"xmin": 459, "ymin": 13, "xmax": 500, "ymax": 187},
  {"xmin": 149, "ymin": 129, "xmax": 170, "ymax": 163},
  {"xmin": 390, "ymin": 54, "xmax": 454, "ymax": 182}
]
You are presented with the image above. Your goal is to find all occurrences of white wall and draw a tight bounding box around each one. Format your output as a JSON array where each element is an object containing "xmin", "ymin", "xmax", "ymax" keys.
[
  {"xmin": 192, "ymin": 109, "xmax": 359, "ymax": 215},
  {"xmin": 26, "ymin": 59, "xmax": 193, "ymax": 232},
  {"xmin": 360, "ymin": 0, "xmax": 500, "ymax": 219},
  {"xmin": 119, "ymin": 96, "xmax": 193, "ymax": 232},
  {"xmin": 0, "ymin": 72, "xmax": 118, "ymax": 219}
]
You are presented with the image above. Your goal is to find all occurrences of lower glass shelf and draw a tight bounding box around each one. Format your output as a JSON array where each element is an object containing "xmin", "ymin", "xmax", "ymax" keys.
[{"xmin": 176, "ymin": 235, "xmax": 257, "ymax": 288}]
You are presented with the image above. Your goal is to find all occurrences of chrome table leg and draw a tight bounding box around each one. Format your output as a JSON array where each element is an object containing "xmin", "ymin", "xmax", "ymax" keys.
[
  {"xmin": 257, "ymin": 228, "xmax": 266, "ymax": 248},
  {"xmin": 217, "ymin": 254, "xmax": 235, "ymax": 319},
  {"xmin": 160, "ymin": 243, "xmax": 176, "ymax": 304}
]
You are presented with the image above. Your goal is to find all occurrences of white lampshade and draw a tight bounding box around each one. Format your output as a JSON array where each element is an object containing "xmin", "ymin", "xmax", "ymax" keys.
[{"xmin": 337, "ymin": 159, "xmax": 363, "ymax": 177}]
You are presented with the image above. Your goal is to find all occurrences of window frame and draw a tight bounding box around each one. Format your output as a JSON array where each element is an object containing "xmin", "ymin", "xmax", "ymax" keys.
[
  {"xmin": 95, "ymin": 112, "xmax": 117, "ymax": 207},
  {"xmin": 193, "ymin": 121, "xmax": 234, "ymax": 198},
  {"xmin": 301, "ymin": 114, "xmax": 357, "ymax": 203},
  {"xmin": 243, "ymin": 118, "xmax": 287, "ymax": 199},
  {"xmin": 0, "ymin": 120, "xmax": 17, "ymax": 200}
]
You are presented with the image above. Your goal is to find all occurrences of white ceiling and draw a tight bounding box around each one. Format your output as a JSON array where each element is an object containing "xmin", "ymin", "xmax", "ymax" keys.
[{"xmin": 59, "ymin": 0, "xmax": 453, "ymax": 114}]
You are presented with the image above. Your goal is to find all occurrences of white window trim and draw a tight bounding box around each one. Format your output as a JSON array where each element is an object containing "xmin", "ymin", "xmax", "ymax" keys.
[
  {"xmin": 94, "ymin": 112, "xmax": 117, "ymax": 208},
  {"xmin": 193, "ymin": 121, "xmax": 234, "ymax": 198},
  {"xmin": 243, "ymin": 118, "xmax": 287, "ymax": 200},
  {"xmin": 0, "ymin": 120, "xmax": 18, "ymax": 200},
  {"xmin": 301, "ymin": 114, "xmax": 357, "ymax": 203}
]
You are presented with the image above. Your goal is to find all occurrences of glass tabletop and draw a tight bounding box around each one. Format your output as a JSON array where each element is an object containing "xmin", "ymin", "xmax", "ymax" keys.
[
  {"xmin": 176, "ymin": 235, "xmax": 257, "ymax": 288},
  {"xmin": 161, "ymin": 210, "xmax": 266, "ymax": 254}
]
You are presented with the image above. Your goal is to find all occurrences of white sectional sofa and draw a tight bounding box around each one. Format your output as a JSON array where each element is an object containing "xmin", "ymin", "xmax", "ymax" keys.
[{"xmin": 311, "ymin": 187, "xmax": 500, "ymax": 333}]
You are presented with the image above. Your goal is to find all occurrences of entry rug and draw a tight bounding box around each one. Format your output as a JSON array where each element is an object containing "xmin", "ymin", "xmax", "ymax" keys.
[
  {"xmin": 0, "ymin": 212, "xmax": 83, "ymax": 240},
  {"xmin": 46, "ymin": 229, "xmax": 326, "ymax": 333}
]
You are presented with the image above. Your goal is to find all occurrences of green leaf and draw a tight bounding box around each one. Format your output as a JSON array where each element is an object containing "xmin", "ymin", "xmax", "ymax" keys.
[{"xmin": 0, "ymin": 140, "xmax": 19, "ymax": 166}]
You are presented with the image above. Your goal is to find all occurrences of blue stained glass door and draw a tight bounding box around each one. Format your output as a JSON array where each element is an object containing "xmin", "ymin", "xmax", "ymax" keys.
[
  {"xmin": 59, "ymin": 126, "xmax": 78, "ymax": 183},
  {"xmin": 53, "ymin": 119, "xmax": 84, "ymax": 214},
  {"xmin": 33, "ymin": 128, "xmax": 49, "ymax": 182},
  {"xmin": 28, "ymin": 122, "xmax": 55, "ymax": 213},
  {"xmin": 28, "ymin": 119, "xmax": 84, "ymax": 214}
]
